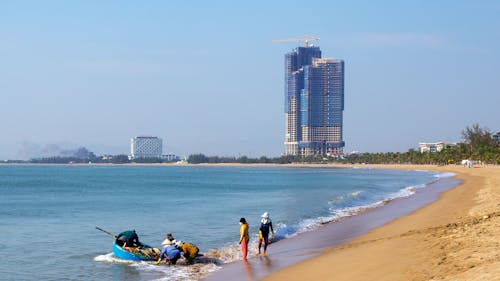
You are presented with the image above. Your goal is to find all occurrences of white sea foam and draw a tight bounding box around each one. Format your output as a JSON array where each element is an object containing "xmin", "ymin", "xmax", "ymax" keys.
[
  {"xmin": 352, "ymin": 166, "xmax": 372, "ymax": 169},
  {"xmin": 180, "ymin": 181, "xmax": 431, "ymax": 280},
  {"xmin": 94, "ymin": 252, "xmax": 133, "ymax": 263},
  {"xmin": 413, "ymin": 169, "xmax": 430, "ymax": 172},
  {"xmin": 97, "ymin": 180, "xmax": 433, "ymax": 281},
  {"xmin": 95, "ymin": 179, "xmax": 438, "ymax": 281},
  {"xmin": 386, "ymin": 183, "xmax": 426, "ymax": 200},
  {"xmin": 135, "ymin": 261, "xmax": 191, "ymax": 281},
  {"xmin": 351, "ymin": 191, "xmax": 362, "ymax": 197},
  {"xmin": 434, "ymin": 172, "xmax": 456, "ymax": 178},
  {"xmin": 329, "ymin": 190, "xmax": 363, "ymax": 205},
  {"xmin": 95, "ymin": 252, "xmax": 223, "ymax": 281},
  {"xmin": 270, "ymin": 182, "xmax": 432, "ymax": 241},
  {"xmin": 152, "ymin": 263, "xmax": 220, "ymax": 281}
]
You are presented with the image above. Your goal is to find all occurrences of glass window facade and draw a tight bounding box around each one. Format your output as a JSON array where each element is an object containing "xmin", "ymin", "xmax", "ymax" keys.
[
  {"xmin": 130, "ymin": 136, "xmax": 163, "ymax": 159},
  {"xmin": 284, "ymin": 47, "xmax": 345, "ymax": 157}
]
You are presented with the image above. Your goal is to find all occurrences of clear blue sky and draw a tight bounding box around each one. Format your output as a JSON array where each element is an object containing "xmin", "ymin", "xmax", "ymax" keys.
[{"xmin": 1, "ymin": 1, "xmax": 499, "ymax": 159}]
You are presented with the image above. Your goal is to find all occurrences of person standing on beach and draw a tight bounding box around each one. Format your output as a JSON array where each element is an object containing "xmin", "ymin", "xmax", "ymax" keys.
[
  {"xmin": 257, "ymin": 212, "xmax": 274, "ymax": 256},
  {"xmin": 239, "ymin": 217, "xmax": 250, "ymax": 261}
]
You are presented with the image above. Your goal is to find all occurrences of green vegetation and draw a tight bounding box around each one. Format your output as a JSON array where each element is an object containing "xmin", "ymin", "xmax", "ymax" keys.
[
  {"xmin": 338, "ymin": 124, "xmax": 498, "ymax": 165},
  {"xmin": 10, "ymin": 124, "xmax": 497, "ymax": 165},
  {"xmin": 27, "ymin": 155, "xmax": 180, "ymax": 164},
  {"xmin": 187, "ymin": 124, "xmax": 499, "ymax": 165},
  {"xmin": 187, "ymin": 154, "xmax": 296, "ymax": 164}
]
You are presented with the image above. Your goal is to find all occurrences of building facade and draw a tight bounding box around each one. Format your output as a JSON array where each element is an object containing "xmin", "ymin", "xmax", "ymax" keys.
[
  {"xmin": 130, "ymin": 136, "xmax": 162, "ymax": 159},
  {"xmin": 419, "ymin": 142, "xmax": 457, "ymax": 153},
  {"xmin": 284, "ymin": 46, "xmax": 345, "ymax": 156}
]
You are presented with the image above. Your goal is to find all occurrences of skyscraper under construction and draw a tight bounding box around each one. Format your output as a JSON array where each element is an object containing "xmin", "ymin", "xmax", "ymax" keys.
[{"xmin": 283, "ymin": 45, "xmax": 345, "ymax": 157}]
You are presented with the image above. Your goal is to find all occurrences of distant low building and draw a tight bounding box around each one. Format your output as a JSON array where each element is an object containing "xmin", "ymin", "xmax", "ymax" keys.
[
  {"xmin": 162, "ymin": 154, "xmax": 180, "ymax": 162},
  {"xmin": 101, "ymin": 155, "xmax": 113, "ymax": 160},
  {"xmin": 130, "ymin": 136, "xmax": 162, "ymax": 159},
  {"xmin": 419, "ymin": 142, "xmax": 457, "ymax": 153},
  {"xmin": 346, "ymin": 150, "xmax": 361, "ymax": 156}
]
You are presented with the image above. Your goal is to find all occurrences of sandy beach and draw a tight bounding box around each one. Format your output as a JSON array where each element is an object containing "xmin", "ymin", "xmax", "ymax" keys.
[
  {"xmin": 3, "ymin": 162, "xmax": 498, "ymax": 280},
  {"xmin": 263, "ymin": 164, "xmax": 500, "ymax": 281}
]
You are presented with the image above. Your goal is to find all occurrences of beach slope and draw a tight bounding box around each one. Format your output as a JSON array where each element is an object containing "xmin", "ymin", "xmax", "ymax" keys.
[{"xmin": 263, "ymin": 165, "xmax": 500, "ymax": 281}]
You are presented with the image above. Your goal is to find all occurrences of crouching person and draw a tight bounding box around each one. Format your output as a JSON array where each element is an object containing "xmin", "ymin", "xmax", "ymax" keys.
[
  {"xmin": 176, "ymin": 241, "xmax": 200, "ymax": 264},
  {"xmin": 156, "ymin": 243, "xmax": 181, "ymax": 265}
]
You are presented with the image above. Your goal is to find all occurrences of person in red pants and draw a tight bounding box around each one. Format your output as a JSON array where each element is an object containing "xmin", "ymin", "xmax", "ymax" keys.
[{"xmin": 239, "ymin": 217, "xmax": 250, "ymax": 261}]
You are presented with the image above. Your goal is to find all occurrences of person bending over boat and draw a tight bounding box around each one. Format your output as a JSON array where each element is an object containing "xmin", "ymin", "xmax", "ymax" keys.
[
  {"xmin": 116, "ymin": 230, "xmax": 142, "ymax": 248},
  {"xmin": 156, "ymin": 241, "xmax": 181, "ymax": 265},
  {"xmin": 175, "ymin": 241, "xmax": 200, "ymax": 264},
  {"xmin": 257, "ymin": 212, "xmax": 274, "ymax": 256}
]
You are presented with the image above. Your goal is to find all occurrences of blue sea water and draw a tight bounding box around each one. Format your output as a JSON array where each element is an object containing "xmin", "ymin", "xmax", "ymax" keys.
[{"xmin": 0, "ymin": 165, "xmax": 446, "ymax": 280}]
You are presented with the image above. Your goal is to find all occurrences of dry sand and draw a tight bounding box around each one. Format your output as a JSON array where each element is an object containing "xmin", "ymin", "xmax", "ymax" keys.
[
  {"xmin": 263, "ymin": 164, "xmax": 500, "ymax": 281},
  {"xmin": 6, "ymin": 161, "xmax": 498, "ymax": 281}
]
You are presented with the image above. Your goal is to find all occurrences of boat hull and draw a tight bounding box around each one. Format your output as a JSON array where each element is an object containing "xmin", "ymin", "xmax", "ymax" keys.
[{"xmin": 113, "ymin": 243, "xmax": 158, "ymax": 261}]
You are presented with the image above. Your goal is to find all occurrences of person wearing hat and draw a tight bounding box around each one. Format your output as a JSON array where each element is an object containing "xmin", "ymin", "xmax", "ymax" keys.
[
  {"xmin": 161, "ymin": 233, "xmax": 175, "ymax": 247},
  {"xmin": 239, "ymin": 217, "xmax": 250, "ymax": 261},
  {"xmin": 156, "ymin": 244, "xmax": 181, "ymax": 265},
  {"xmin": 176, "ymin": 240, "xmax": 200, "ymax": 264},
  {"xmin": 157, "ymin": 233, "xmax": 181, "ymax": 265},
  {"xmin": 257, "ymin": 212, "xmax": 274, "ymax": 256}
]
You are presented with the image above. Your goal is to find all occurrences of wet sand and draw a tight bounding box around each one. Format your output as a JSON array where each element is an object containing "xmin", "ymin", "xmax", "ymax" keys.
[
  {"xmin": 262, "ymin": 164, "xmax": 500, "ymax": 281},
  {"xmin": 6, "ymin": 162, "xmax": 498, "ymax": 280},
  {"xmin": 205, "ymin": 164, "xmax": 500, "ymax": 281}
]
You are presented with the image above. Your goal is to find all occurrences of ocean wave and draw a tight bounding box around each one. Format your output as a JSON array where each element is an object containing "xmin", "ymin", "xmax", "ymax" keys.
[
  {"xmin": 434, "ymin": 172, "xmax": 456, "ymax": 178},
  {"xmin": 386, "ymin": 183, "xmax": 426, "ymax": 200},
  {"xmin": 204, "ymin": 244, "xmax": 243, "ymax": 263},
  {"xmin": 95, "ymin": 180, "xmax": 438, "ymax": 281},
  {"xmin": 269, "ymin": 182, "xmax": 431, "ymax": 243},
  {"xmin": 352, "ymin": 166, "xmax": 372, "ymax": 169},
  {"xmin": 94, "ymin": 252, "xmax": 133, "ymax": 263},
  {"xmin": 172, "ymin": 181, "xmax": 434, "ymax": 278},
  {"xmin": 151, "ymin": 263, "xmax": 220, "ymax": 281},
  {"xmin": 329, "ymin": 190, "xmax": 364, "ymax": 204},
  {"xmin": 133, "ymin": 261, "xmax": 191, "ymax": 281},
  {"xmin": 413, "ymin": 169, "xmax": 430, "ymax": 172},
  {"xmin": 95, "ymin": 252, "xmax": 222, "ymax": 281}
]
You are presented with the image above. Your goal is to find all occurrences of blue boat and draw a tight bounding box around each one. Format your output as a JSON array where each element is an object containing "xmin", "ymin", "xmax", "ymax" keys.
[{"xmin": 113, "ymin": 242, "xmax": 160, "ymax": 261}]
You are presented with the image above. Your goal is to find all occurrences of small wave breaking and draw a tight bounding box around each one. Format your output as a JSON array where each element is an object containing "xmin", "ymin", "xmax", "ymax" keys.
[
  {"xmin": 269, "ymin": 182, "xmax": 431, "ymax": 243},
  {"xmin": 95, "ymin": 252, "xmax": 221, "ymax": 281},
  {"xmin": 95, "ymin": 174, "xmax": 442, "ymax": 281},
  {"xmin": 434, "ymin": 172, "xmax": 456, "ymax": 178}
]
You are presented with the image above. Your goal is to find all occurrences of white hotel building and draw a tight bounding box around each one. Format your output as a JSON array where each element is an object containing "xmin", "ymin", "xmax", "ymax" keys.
[
  {"xmin": 418, "ymin": 142, "xmax": 457, "ymax": 153},
  {"xmin": 130, "ymin": 136, "xmax": 162, "ymax": 159}
]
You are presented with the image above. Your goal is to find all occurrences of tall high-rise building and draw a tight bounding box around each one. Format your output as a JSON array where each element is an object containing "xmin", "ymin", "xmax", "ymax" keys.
[
  {"xmin": 284, "ymin": 46, "xmax": 345, "ymax": 156},
  {"xmin": 130, "ymin": 136, "xmax": 162, "ymax": 159}
]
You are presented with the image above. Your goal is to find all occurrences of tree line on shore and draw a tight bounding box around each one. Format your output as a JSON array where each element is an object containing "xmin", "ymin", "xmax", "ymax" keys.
[
  {"xmin": 346, "ymin": 124, "xmax": 499, "ymax": 165},
  {"xmin": 8, "ymin": 124, "xmax": 497, "ymax": 165},
  {"xmin": 25, "ymin": 154, "xmax": 181, "ymax": 164},
  {"xmin": 187, "ymin": 124, "xmax": 499, "ymax": 165}
]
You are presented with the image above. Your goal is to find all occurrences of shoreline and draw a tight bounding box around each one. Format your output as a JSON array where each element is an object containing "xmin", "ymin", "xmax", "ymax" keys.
[
  {"xmin": 0, "ymin": 161, "xmax": 490, "ymax": 168},
  {"xmin": 5, "ymin": 163, "xmax": 497, "ymax": 280},
  {"xmin": 203, "ymin": 165, "xmax": 465, "ymax": 281},
  {"xmin": 261, "ymin": 164, "xmax": 500, "ymax": 281}
]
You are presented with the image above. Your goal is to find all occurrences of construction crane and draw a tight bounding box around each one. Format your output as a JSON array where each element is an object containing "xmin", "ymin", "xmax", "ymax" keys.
[{"xmin": 272, "ymin": 35, "xmax": 320, "ymax": 47}]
